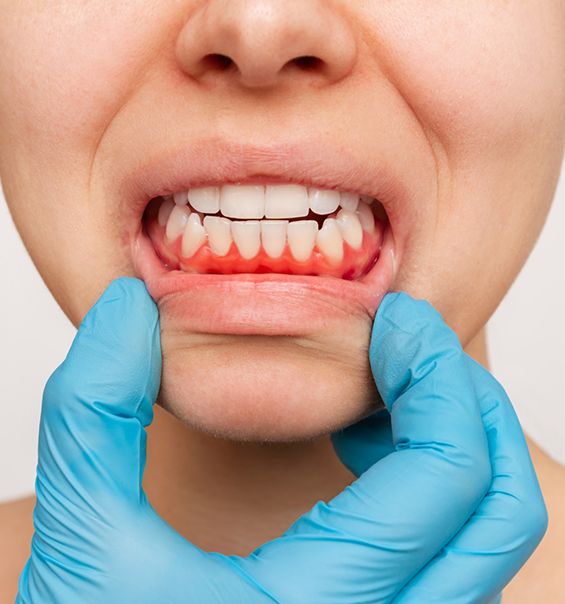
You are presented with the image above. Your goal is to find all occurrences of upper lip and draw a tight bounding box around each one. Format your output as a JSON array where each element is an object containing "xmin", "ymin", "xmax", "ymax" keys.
[{"xmin": 120, "ymin": 136, "xmax": 409, "ymax": 231}]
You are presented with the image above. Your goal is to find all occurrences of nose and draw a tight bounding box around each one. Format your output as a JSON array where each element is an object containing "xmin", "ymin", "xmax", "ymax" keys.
[{"xmin": 175, "ymin": 0, "xmax": 357, "ymax": 88}]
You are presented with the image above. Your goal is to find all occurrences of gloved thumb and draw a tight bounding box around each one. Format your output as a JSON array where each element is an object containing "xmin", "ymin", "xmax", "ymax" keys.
[{"xmin": 37, "ymin": 277, "xmax": 161, "ymax": 512}]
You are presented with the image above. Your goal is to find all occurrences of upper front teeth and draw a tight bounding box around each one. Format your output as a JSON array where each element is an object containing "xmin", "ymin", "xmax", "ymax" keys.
[
  {"xmin": 158, "ymin": 184, "xmax": 378, "ymax": 263},
  {"xmin": 169, "ymin": 184, "xmax": 370, "ymax": 220},
  {"xmin": 188, "ymin": 187, "xmax": 220, "ymax": 214},
  {"xmin": 220, "ymin": 185, "xmax": 264, "ymax": 219},
  {"xmin": 308, "ymin": 188, "xmax": 340, "ymax": 215},
  {"xmin": 265, "ymin": 185, "xmax": 309, "ymax": 219}
]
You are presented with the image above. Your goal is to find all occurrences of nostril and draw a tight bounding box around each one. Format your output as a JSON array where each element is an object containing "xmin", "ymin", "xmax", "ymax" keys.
[
  {"xmin": 202, "ymin": 54, "xmax": 321, "ymax": 76},
  {"xmin": 176, "ymin": 1, "xmax": 357, "ymax": 87},
  {"xmin": 291, "ymin": 56, "xmax": 321, "ymax": 71},
  {"xmin": 203, "ymin": 54, "xmax": 234, "ymax": 71}
]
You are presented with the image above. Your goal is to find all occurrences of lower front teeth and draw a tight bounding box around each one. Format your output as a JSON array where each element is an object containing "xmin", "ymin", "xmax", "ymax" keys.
[
  {"xmin": 159, "ymin": 195, "xmax": 375, "ymax": 263},
  {"xmin": 316, "ymin": 218, "xmax": 343, "ymax": 264},
  {"xmin": 336, "ymin": 209, "xmax": 363, "ymax": 250},
  {"xmin": 182, "ymin": 213, "xmax": 206, "ymax": 257},
  {"xmin": 287, "ymin": 220, "xmax": 318, "ymax": 262},
  {"xmin": 232, "ymin": 220, "xmax": 261, "ymax": 259},
  {"xmin": 203, "ymin": 215, "xmax": 232, "ymax": 256},
  {"xmin": 260, "ymin": 220, "xmax": 288, "ymax": 259}
]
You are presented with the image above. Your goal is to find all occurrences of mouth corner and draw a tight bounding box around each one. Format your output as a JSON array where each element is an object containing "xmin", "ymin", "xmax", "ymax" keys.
[{"xmin": 357, "ymin": 221, "xmax": 396, "ymax": 317}]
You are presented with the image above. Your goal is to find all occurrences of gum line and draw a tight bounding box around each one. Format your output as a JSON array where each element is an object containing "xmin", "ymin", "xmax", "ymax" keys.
[{"xmin": 146, "ymin": 213, "xmax": 384, "ymax": 280}]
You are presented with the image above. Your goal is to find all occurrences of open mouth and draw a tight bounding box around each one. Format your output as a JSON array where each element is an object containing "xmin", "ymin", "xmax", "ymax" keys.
[
  {"xmin": 130, "ymin": 141, "xmax": 402, "ymax": 332},
  {"xmin": 144, "ymin": 184, "xmax": 388, "ymax": 280}
]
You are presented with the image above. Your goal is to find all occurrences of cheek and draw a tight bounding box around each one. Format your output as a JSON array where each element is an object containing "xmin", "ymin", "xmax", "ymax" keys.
[
  {"xmin": 0, "ymin": 2, "xmax": 162, "ymax": 148},
  {"xmin": 0, "ymin": 2, "xmax": 164, "ymax": 324},
  {"xmin": 156, "ymin": 304, "xmax": 380, "ymax": 442},
  {"xmin": 374, "ymin": 1, "xmax": 565, "ymax": 145},
  {"xmin": 374, "ymin": 1, "xmax": 565, "ymax": 342}
]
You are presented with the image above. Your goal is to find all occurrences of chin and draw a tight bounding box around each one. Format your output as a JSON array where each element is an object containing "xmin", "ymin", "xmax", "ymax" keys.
[{"xmin": 157, "ymin": 330, "xmax": 381, "ymax": 442}]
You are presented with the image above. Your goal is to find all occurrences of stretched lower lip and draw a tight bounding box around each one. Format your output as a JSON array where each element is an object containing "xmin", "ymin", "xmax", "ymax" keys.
[{"xmin": 135, "ymin": 215, "xmax": 395, "ymax": 336}]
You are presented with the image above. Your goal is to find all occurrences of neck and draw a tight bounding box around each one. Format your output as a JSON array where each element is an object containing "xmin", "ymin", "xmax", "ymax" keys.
[
  {"xmin": 143, "ymin": 328, "xmax": 489, "ymax": 556},
  {"xmin": 143, "ymin": 406, "xmax": 355, "ymax": 555},
  {"xmin": 503, "ymin": 436, "xmax": 565, "ymax": 600}
]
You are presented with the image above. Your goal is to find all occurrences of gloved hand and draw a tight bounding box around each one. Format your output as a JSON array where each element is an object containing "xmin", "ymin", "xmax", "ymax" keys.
[
  {"xmin": 16, "ymin": 279, "xmax": 546, "ymax": 603},
  {"xmin": 331, "ymin": 292, "xmax": 547, "ymax": 603}
]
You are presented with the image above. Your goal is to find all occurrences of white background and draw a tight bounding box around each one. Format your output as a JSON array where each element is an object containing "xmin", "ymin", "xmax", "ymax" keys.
[{"xmin": 1, "ymin": 169, "xmax": 564, "ymax": 503}]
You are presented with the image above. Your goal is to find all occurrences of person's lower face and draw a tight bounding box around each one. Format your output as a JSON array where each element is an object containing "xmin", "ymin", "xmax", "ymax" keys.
[
  {"xmin": 2, "ymin": 1, "xmax": 564, "ymax": 443},
  {"xmin": 134, "ymin": 143, "xmax": 396, "ymax": 442}
]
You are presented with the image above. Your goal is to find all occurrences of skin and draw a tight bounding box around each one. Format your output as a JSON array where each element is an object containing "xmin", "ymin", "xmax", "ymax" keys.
[{"xmin": 1, "ymin": 0, "xmax": 565, "ymax": 600}]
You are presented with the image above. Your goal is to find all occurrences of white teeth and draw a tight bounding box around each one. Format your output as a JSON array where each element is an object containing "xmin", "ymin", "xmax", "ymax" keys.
[
  {"xmin": 166, "ymin": 205, "xmax": 191, "ymax": 241},
  {"xmin": 158, "ymin": 198, "xmax": 175, "ymax": 227},
  {"xmin": 165, "ymin": 186, "xmax": 376, "ymax": 220},
  {"xmin": 161, "ymin": 185, "xmax": 380, "ymax": 264},
  {"xmin": 308, "ymin": 188, "xmax": 340, "ymax": 215},
  {"xmin": 260, "ymin": 220, "xmax": 288, "ymax": 259},
  {"xmin": 339, "ymin": 192, "xmax": 360, "ymax": 213},
  {"xmin": 265, "ymin": 185, "xmax": 309, "ymax": 219},
  {"xmin": 287, "ymin": 220, "xmax": 318, "ymax": 262},
  {"xmin": 355, "ymin": 201, "xmax": 376, "ymax": 234},
  {"xmin": 189, "ymin": 187, "xmax": 220, "ymax": 214},
  {"xmin": 336, "ymin": 208, "xmax": 363, "ymax": 250},
  {"xmin": 232, "ymin": 221, "xmax": 261, "ymax": 259},
  {"xmin": 203, "ymin": 215, "xmax": 232, "ymax": 256},
  {"xmin": 221, "ymin": 185, "xmax": 264, "ymax": 219},
  {"xmin": 316, "ymin": 218, "xmax": 344, "ymax": 264},
  {"xmin": 173, "ymin": 190, "xmax": 189, "ymax": 206},
  {"xmin": 182, "ymin": 213, "xmax": 207, "ymax": 257}
]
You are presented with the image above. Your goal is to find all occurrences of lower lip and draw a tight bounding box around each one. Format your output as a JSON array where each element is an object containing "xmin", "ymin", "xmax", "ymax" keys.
[{"xmin": 134, "ymin": 224, "xmax": 395, "ymax": 337}]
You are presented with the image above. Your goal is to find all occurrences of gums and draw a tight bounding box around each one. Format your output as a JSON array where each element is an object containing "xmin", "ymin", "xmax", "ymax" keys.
[{"xmin": 144, "ymin": 199, "xmax": 386, "ymax": 281}]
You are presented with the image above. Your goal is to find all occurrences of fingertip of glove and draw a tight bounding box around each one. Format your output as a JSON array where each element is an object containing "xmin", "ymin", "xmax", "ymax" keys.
[
  {"xmin": 54, "ymin": 278, "xmax": 161, "ymax": 411},
  {"xmin": 370, "ymin": 292, "xmax": 464, "ymax": 408},
  {"xmin": 371, "ymin": 292, "xmax": 462, "ymax": 355},
  {"xmin": 78, "ymin": 278, "xmax": 158, "ymax": 341},
  {"xmin": 373, "ymin": 292, "xmax": 442, "ymax": 332},
  {"xmin": 90, "ymin": 277, "xmax": 157, "ymax": 322}
]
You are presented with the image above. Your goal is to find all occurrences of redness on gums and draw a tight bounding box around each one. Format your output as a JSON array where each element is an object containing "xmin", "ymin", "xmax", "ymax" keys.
[{"xmin": 144, "ymin": 199, "xmax": 385, "ymax": 280}]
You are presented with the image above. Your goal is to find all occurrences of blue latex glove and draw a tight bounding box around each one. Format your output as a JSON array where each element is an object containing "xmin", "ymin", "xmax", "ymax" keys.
[
  {"xmin": 16, "ymin": 280, "xmax": 546, "ymax": 603},
  {"xmin": 332, "ymin": 293, "xmax": 547, "ymax": 603}
]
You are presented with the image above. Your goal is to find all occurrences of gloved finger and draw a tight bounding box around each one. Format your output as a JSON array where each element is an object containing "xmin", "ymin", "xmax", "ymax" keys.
[
  {"xmin": 36, "ymin": 277, "xmax": 161, "ymax": 515},
  {"xmin": 390, "ymin": 357, "xmax": 547, "ymax": 604},
  {"xmin": 234, "ymin": 293, "xmax": 491, "ymax": 604},
  {"xmin": 24, "ymin": 272, "xmax": 276, "ymax": 604},
  {"xmin": 330, "ymin": 409, "xmax": 395, "ymax": 477}
]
